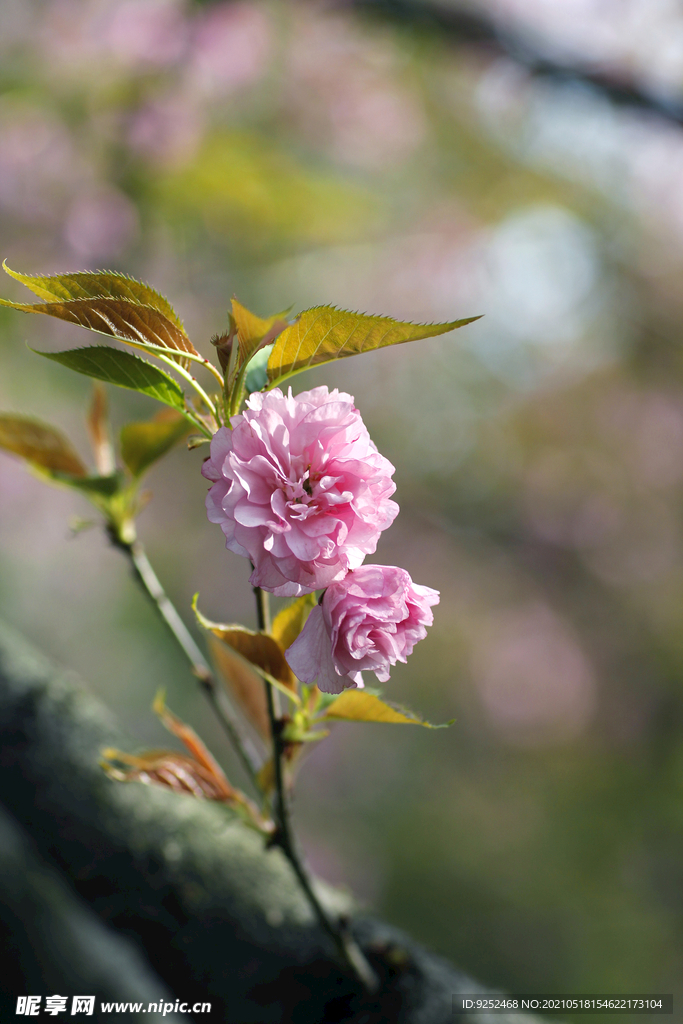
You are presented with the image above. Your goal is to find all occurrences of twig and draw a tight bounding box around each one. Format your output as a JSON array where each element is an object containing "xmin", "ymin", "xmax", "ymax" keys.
[
  {"xmin": 253, "ymin": 585, "xmax": 379, "ymax": 992},
  {"xmin": 109, "ymin": 529, "xmax": 261, "ymax": 787},
  {"xmin": 351, "ymin": 0, "xmax": 683, "ymax": 127}
]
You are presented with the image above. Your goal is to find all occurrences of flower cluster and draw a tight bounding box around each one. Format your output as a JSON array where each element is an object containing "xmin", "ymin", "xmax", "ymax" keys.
[{"xmin": 204, "ymin": 385, "xmax": 439, "ymax": 691}]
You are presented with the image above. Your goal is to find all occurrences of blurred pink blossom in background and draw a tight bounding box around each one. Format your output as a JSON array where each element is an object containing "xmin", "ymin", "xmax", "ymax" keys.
[{"xmin": 471, "ymin": 602, "xmax": 596, "ymax": 745}]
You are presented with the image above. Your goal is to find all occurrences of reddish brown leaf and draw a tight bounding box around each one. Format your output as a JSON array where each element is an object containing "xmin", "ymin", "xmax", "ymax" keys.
[
  {"xmin": 86, "ymin": 384, "xmax": 115, "ymax": 476},
  {"xmin": 208, "ymin": 634, "xmax": 270, "ymax": 739},
  {"xmin": 101, "ymin": 748, "xmax": 235, "ymax": 801}
]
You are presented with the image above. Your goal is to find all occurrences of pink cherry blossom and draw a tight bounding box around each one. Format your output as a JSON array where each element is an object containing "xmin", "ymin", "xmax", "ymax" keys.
[
  {"xmin": 202, "ymin": 387, "xmax": 398, "ymax": 596},
  {"xmin": 285, "ymin": 564, "xmax": 440, "ymax": 692}
]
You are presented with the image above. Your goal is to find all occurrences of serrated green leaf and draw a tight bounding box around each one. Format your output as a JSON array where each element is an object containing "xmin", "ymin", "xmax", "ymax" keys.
[
  {"xmin": 0, "ymin": 291, "xmax": 199, "ymax": 364},
  {"xmin": 271, "ymin": 593, "xmax": 317, "ymax": 652},
  {"xmin": 120, "ymin": 409, "xmax": 190, "ymax": 477},
  {"xmin": 321, "ymin": 688, "xmax": 453, "ymax": 728},
  {"xmin": 0, "ymin": 414, "xmax": 86, "ymax": 477},
  {"xmin": 267, "ymin": 306, "xmax": 482, "ymax": 385},
  {"xmin": 3, "ymin": 261, "xmax": 185, "ymax": 330},
  {"xmin": 33, "ymin": 346, "xmax": 187, "ymax": 413}
]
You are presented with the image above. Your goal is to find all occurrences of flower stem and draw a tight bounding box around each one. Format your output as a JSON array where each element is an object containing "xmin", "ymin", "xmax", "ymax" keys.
[
  {"xmin": 110, "ymin": 528, "xmax": 261, "ymax": 787},
  {"xmin": 253, "ymin": 585, "xmax": 378, "ymax": 992}
]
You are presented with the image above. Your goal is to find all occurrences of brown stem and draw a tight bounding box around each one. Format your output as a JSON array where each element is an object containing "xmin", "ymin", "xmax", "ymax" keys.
[
  {"xmin": 110, "ymin": 529, "xmax": 261, "ymax": 788},
  {"xmin": 253, "ymin": 585, "xmax": 378, "ymax": 992}
]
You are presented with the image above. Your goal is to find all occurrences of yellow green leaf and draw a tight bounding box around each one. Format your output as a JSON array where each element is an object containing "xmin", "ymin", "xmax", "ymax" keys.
[
  {"xmin": 271, "ymin": 593, "xmax": 317, "ymax": 653},
  {"xmin": 267, "ymin": 306, "xmax": 482, "ymax": 386},
  {"xmin": 62, "ymin": 473, "xmax": 122, "ymax": 499},
  {"xmin": 256, "ymin": 756, "xmax": 276, "ymax": 794},
  {"xmin": 0, "ymin": 290, "xmax": 199, "ymax": 365},
  {"xmin": 3, "ymin": 261, "xmax": 185, "ymax": 330},
  {"xmin": 120, "ymin": 409, "xmax": 190, "ymax": 477},
  {"xmin": 193, "ymin": 597, "xmax": 297, "ymax": 691},
  {"xmin": 0, "ymin": 414, "xmax": 86, "ymax": 477},
  {"xmin": 321, "ymin": 689, "xmax": 453, "ymax": 728},
  {"xmin": 214, "ymin": 626, "xmax": 297, "ymax": 691}
]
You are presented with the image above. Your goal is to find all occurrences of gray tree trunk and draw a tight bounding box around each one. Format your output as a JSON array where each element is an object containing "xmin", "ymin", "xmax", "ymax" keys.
[{"xmin": 0, "ymin": 620, "xmax": 541, "ymax": 1024}]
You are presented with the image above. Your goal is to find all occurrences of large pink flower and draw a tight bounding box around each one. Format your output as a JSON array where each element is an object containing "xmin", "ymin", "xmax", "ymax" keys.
[
  {"xmin": 202, "ymin": 387, "xmax": 398, "ymax": 596},
  {"xmin": 285, "ymin": 565, "xmax": 440, "ymax": 692}
]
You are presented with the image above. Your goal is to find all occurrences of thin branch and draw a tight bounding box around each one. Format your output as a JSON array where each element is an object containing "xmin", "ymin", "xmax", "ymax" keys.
[
  {"xmin": 350, "ymin": 0, "xmax": 683, "ymax": 127},
  {"xmin": 110, "ymin": 531, "xmax": 261, "ymax": 787},
  {"xmin": 253, "ymin": 585, "xmax": 379, "ymax": 992}
]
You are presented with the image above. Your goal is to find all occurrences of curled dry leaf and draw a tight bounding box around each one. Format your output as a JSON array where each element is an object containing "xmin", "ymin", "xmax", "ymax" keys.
[
  {"xmin": 101, "ymin": 695, "xmax": 273, "ymax": 833},
  {"xmin": 102, "ymin": 747, "xmax": 236, "ymax": 801}
]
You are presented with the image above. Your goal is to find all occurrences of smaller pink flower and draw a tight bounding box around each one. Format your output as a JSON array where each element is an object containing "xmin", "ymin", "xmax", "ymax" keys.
[{"xmin": 285, "ymin": 565, "xmax": 439, "ymax": 693}]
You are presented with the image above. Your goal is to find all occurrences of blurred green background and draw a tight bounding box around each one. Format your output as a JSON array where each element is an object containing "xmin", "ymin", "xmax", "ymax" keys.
[{"xmin": 1, "ymin": 1, "xmax": 682, "ymax": 1018}]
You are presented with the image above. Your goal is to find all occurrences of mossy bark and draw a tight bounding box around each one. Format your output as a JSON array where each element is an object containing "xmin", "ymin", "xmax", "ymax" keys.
[{"xmin": 0, "ymin": 621, "xmax": 540, "ymax": 1024}]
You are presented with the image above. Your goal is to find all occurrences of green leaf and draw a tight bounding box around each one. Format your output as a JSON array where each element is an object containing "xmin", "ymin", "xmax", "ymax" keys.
[
  {"xmin": 271, "ymin": 593, "xmax": 317, "ymax": 652},
  {"xmin": 0, "ymin": 414, "xmax": 86, "ymax": 477},
  {"xmin": 244, "ymin": 343, "xmax": 273, "ymax": 395},
  {"xmin": 267, "ymin": 306, "xmax": 482, "ymax": 385},
  {"xmin": 120, "ymin": 409, "xmax": 190, "ymax": 477},
  {"xmin": 321, "ymin": 689, "xmax": 453, "ymax": 728},
  {"xmin": 57, "ymin": 473, "xmax": 122, "ymax": 497},
  {"xmin": 0, "ymin": 296, "xmax": 200, "ymax": 364},
  {"xmin": 3, "ymin": 261, "xmax": 185, "ymax": 330},
  {"xmin": 33, "ymin": 346, "xmax": 187, "ymax": 413}
]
